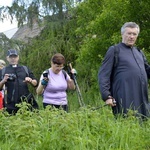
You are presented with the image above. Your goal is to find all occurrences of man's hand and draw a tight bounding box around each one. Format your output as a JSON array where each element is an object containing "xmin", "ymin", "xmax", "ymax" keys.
[
  {"xmin": 24, "ymin": 77, "xmax": 33, "ymax": 83},
  {"xmin": 2, "ymin": 74, "xmax": 9, "ymax": 83},
  {"xmin": 24, "ymin": 77, "xmax": 38, "ymax": 86},
  {"xmin": 0, "ymin": 74, "xmax": 9, "ymax": 90},
  {"xmin": 105, "ymin": 96, "xmax": 116, "ymax": 107}
]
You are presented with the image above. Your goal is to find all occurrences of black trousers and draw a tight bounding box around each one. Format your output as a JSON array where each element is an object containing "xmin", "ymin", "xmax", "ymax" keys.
[
  {"xmin": 6, "ymin": 108, "xmax": 18, "ymax": 115},
  {"xmin": 43, "ymin": 103, "xmax": 68, "ymax": 112}
]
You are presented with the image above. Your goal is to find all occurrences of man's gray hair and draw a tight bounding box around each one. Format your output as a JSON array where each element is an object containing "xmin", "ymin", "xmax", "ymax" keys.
[{"xmin": 121, "ymin": 22, "xmax": 140, "ymax": 34}]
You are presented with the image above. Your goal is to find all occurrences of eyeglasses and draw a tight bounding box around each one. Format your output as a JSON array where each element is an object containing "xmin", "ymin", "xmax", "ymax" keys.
[{"xmin": 53, "ymin": 64, "xmax": 64, "ymax": 69}]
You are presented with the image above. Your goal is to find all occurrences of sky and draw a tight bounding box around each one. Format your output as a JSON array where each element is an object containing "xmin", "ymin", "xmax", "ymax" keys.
[{"xmin": 0, "ymin": 0, "xmax": 18, "ymax": 32}]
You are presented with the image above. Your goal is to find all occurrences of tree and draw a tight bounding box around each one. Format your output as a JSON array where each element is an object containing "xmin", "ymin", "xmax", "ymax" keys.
[
  {"xmin": 74, "ymin": 0, "xmax": 150, "ymax": 92},
  {"xmin": 1, "ymin": 0, "xmax": 149, "ymax": 97},
  {"xmin": 0, "ymin": 0, "xmax": 81, "ymax": 76},
  {"xmin": 0, "ymin": 0, "xmax": 77, "ymax": 27},
  {"xmin": 0, "ymin": 33, "xmax": 24, "ymax": 59}
]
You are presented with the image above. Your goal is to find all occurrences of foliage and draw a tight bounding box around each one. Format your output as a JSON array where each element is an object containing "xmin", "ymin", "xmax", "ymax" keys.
[
  {"xmin": 0, "ymin": 0, "xmax": 150, "ymax": 104},
  {"xmin": 127, "ymin": 0, "xmax": 150, "ymax": 49},
  {"xmin": 19, "ymin": 19, "xmax": 79, "ymax": 80},
  {"xmin": 0, "ymin": 101, "xmax": 150, "ymax": 150},
  {"xmin": 73, "ymin": 0, "xmax": 150, "ymax": 92},
  {"xmin": 0, "ymin": 0, "xmax": 78, "ymax": 27},
  {"xmin": 0, "ymin": 33, "xmax": 24, "ymax": 60},
  {"xmin": 0, "ymin": 3, "xmax": 150, "ymax": 150}
]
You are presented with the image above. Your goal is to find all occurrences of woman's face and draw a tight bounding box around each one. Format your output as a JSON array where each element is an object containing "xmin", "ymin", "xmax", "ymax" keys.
[{"xmin": 51, "ymin": 62, "xmax": 64, "ymax": 74}]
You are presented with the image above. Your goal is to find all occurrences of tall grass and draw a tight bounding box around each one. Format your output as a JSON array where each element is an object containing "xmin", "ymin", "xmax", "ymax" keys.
[{"xmin": 0, "ymin": 94, "xmax": 150, "ymax": 150}]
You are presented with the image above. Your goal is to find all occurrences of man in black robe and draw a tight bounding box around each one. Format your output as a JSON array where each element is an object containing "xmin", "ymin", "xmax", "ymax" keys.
[
  {"xmin": 0, "ymin": 49, "xmax": 38, "ymax": 114},
  {"xmin": 98, "ymin": 22, "xmax": 150, "ymax": 118}
]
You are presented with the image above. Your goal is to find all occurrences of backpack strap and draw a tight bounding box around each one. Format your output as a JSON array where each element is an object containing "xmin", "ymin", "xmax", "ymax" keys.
[
  {"xmin": 22, "ymin": 66, "xmax": 29, "ymax": 76},
  {"xmin": 1, "ymin": 67, "xmax": 6, "ymax": 78},
  {"xmin": 137, "ymin": 48, "xmax": 147, "ymax": 62},
  {"xmin": 113, "ymin": 44, "xmax": 120, "ymax": 68},
  {"xmin": 43, "ymin": 69, "xmax": 67, "ymax": 80},
  {"xmin": 2, "ymin": 66, "xmax": 29, "ymax": 78},
  {"xmin": 62, "ymin": 69, "xmax": 67, "ymax": 79},
  {"xmin": 42, "ymin": 69, "xmax": 67, "ymax": 93}
]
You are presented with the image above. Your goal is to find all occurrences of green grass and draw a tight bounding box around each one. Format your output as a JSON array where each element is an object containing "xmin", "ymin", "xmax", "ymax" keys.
[{"xmin": 0, "ymin": 91, "xmax": 150, "ymax": 150}]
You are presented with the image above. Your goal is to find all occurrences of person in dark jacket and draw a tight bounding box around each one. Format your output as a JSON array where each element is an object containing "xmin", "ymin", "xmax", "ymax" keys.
[
  {"xmin": 0, "ymin": 49, "xmax": 38, "ymax": 114},
  {"xmin": 98, "ymin": 22, "xmax": 150, "ymax": 118}
]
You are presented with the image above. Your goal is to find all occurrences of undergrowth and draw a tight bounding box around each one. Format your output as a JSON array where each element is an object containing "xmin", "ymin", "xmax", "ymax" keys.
[{"xmin": 0, "ymin": 99, "xmax": 149, "ymax": 150}]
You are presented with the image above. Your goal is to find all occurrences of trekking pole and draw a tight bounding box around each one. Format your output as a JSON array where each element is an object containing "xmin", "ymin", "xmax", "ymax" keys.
[
  {"xmin": 68, "ymin": 62, "xmax": 85, "ymax": 107},
  {"xmin": 91, "ymin": 98, "xmax": 116, "ymax": 110},
  {"xmin": 91, "ymin": 104, "xmax": 108, "ymax": 110}
]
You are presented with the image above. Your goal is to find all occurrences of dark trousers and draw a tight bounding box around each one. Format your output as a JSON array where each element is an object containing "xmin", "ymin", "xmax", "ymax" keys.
[
  {"xmin": 43, "ymin": 103, "xmax": 68, "ymax": 112},
  {"xmin": 5, "ymin": 108, "xmax": 19, "ymax": 115}
]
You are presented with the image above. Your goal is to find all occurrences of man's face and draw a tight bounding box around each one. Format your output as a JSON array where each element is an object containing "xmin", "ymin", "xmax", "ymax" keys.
[
  {"xmin": 7, "ymin": 55, "xmax": 19, "ymax": 65},
  {"xmin": 122, "ymin": 27, "xmax": 139, "ymax": 46}
]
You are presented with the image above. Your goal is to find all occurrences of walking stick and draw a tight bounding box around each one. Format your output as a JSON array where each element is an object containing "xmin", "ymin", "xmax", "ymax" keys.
[
  {"xmin": 91, "ymin": 98, "xmax": 116, "ymax": 110},
  {"xmin": 91, "ymin": 104, "xmax": 108, "ymax": 110},
  {"xmin": 67, "ymin": 62, "xmax": 85, "ymax": 107}
]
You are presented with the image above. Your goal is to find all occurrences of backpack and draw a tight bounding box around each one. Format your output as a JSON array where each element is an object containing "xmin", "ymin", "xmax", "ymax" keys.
[{"xmin": 2, "ymin": 65, "xmax": 29, "ymax": 77}]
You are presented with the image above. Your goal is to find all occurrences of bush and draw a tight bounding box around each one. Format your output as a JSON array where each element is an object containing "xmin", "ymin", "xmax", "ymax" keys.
[{"xmin": 0, "ymin": 101, "xmax": 150, "ymax": 150}]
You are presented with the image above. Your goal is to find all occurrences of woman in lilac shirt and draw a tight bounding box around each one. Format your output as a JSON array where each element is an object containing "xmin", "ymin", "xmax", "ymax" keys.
[{"xmin": 36, "ymin": 53, "xmax": 75, "ymax": 111}]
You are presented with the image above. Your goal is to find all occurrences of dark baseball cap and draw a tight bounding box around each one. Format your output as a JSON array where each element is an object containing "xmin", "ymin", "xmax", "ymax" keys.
[{"xmin": 7, "ymin": 49, "xmax": 18, "ymax": 57}]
